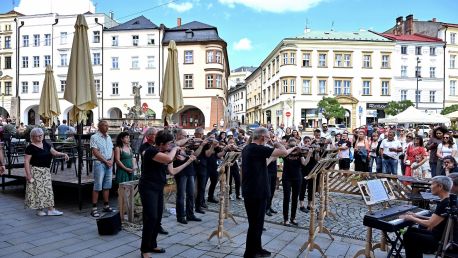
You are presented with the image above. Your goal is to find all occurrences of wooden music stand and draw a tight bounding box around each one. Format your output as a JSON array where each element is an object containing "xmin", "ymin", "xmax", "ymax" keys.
[
  {"xmin": 208, "ymin": 151, "xmax": 240, "ymax": 247},
  {"xmin": 353, "ymin": 179, "xmax": 394, "ymax": 258},
  {"xmin": 299, "ymin": 155, "xmax": 338, "ymax": 257}
]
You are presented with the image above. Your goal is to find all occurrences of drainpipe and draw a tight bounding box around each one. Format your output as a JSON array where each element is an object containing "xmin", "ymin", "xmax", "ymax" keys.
[
  {"xmin": 95, "ymin": 17, "xmax": 104, "ymax": 119},
  {"xmin": 51, "ymin": 17, "xmax": 58, "ymax": 67},
  {"xmin": 14, "ymin": 18, "xmax": 24, "ymax": 122},
  {"xmin": 443, "ymin": 25, "xmax": 448, "ymax": 110}
]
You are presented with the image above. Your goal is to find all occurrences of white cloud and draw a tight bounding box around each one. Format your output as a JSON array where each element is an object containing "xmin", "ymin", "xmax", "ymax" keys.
[
  {"xmin": 15, "ymin": 0, "xmax": 95, "ymax": 15},
  {"xmin": 234, "ymin": 38, "xmax": 252, "ymax": 51},
  {"xmin": 168, "ymin": 2, "xmax": 193, "ymax": 12},
  {"xmin": 207, "ymin": 3, "xmax": 213, "ymax": 9},
  {"xmin": 218, "ymin": 0, "xmax": 324, "ymax": 13}
]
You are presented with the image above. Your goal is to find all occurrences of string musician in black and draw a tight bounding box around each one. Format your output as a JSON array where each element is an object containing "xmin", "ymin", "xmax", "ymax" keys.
[
  {"xmin": 266, "ymin": 131, "xmax": 279, "ymax": 216},
  {"xmin": 242, "ymin": 127, "xmax": 288, "ymax": 258}
]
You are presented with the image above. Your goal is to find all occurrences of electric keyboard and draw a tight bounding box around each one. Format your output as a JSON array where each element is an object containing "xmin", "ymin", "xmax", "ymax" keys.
[{"xmin": 363, "ymin": 204, "xmax": 430, "ymax": 232}]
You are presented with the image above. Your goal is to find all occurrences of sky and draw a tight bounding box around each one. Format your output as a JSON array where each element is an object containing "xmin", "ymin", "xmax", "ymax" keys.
[{"xmin": 2, "ymin": 0, "xmax": 458, "ymax": 70}]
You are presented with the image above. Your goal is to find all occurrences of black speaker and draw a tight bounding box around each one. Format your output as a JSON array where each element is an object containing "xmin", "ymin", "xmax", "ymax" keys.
[{"xmin": 96, "ymin": 211, "xmax": 121, "ymax": 235}]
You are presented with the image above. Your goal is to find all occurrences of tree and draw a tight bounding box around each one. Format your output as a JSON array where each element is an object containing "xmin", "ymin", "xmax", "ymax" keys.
[
  {"xmin": 441, "ymin": 104, "xmax": 458, "ymax": 115},
  {"xmin": 317, "ymin": 97, "xmax": 345, "ymax": 121},
  {"xmin": 384, "ymin": 100, "xmax": 414, "ymax": 116}
]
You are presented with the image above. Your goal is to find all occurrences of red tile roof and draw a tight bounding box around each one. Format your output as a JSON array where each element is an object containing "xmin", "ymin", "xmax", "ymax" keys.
[{"xmin": 381, "ymin": 33, "xmax": 443, "ymax": 42}]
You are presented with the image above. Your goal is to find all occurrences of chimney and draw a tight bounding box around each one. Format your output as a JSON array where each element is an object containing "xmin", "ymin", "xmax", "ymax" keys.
[
  {"xmin": 395, "ymin": 16, "xmax": 403, "ymax": 36},
  {"xmin": 406, "ymin": 14, "xmax": 414, "ymax": 35},
  {"xmin": 432, "ymin": 18, "xmax": 437, "ymax": 22},
  {"xmin": 177, "ymin": 18, "xmax": 181, "ymax": 27},
  {"xmin": 109, "ymin": 11, "xmax": 114, "ymax": 20}
]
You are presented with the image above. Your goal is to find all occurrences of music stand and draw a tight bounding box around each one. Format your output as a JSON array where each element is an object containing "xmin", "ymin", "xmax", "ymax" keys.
[{"xmin": 208, "ymin": 151, "xmax": 240, "ymax": 248}]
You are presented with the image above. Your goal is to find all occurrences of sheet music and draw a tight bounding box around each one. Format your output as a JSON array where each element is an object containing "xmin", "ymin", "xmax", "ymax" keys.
[{"xmin": 367, "ymin": 179, "xmax": 390, "ymax": 203}]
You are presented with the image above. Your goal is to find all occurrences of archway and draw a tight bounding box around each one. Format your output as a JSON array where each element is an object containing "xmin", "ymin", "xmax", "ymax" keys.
[
  {"xmin": 336, "ymin": 109, "xmax": 351, "ymax": 128},
  {"xmin": 108, "ymin": 108, "xmax": 122, "ymax": 119},
  {"xmin": 24, "ymin": 105, "xmax": 40, "ymax": 125},
  {"xmin": 172, "ymin": 106, "xmax": 205, "ymax": 129},
  {"xmin": 0, "ymin": 107, "xmax": 9, "ymax": 119},
  {"xmin": 241, "ymin": 115, "xmax": 245, "ymax": 125}
]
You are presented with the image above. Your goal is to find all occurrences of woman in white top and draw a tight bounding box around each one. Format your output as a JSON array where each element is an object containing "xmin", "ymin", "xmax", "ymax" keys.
[{"xmin": 437, "ymin": 132, "xmax": 457, "ymax": 174}]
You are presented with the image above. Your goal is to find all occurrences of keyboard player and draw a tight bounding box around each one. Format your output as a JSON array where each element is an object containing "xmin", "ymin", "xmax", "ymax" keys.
[{"xmin": 400, "ymin": 176, "xmax": 452, "ymax": 258}]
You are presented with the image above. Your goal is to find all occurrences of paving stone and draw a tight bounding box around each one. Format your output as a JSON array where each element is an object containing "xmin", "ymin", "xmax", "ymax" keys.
[
  {"xmin": 32, "ymin": 249, "xmax": 67, "ymax": 258},
  {"xmin": 62, "ymin": 248, "xmax": 100, "ymax": 258},
  {"xmin": 91, "ymin": 244, "xmax": 138, "ymax": 258},
  {"xmin": 25, "ymin": 238, "xmax": 82, "ymax": 256}
]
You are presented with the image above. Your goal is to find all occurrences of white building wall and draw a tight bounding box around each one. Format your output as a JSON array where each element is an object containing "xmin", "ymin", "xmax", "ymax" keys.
[{"xmin": 0, "ymin": 14, "xmax": 17, "ymax": 121}]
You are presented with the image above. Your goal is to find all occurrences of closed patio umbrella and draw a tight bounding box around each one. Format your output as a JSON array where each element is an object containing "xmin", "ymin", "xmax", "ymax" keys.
[
  {"xmin": 38, "ymin": 65, "xmax": 61, "ymax": 123},
  {"xmin": 160, "ymin": 40, "xmax": 183, "ymax": 126}
]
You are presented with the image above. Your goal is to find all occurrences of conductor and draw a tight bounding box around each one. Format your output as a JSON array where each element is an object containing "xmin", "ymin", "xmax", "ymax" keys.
[{"xmin": 242, "ymin": 127, "xmax": 287, "ymax": 258}]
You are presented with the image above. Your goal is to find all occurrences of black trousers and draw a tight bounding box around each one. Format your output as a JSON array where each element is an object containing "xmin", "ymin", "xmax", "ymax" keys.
[
  {"xmin": 282, "ymin": 178, "xmax": 301, "ymax": 222},
  {"xmin": 207, "ymin": 171, "xmax": 218, "ymax": 199},
  {"xmin": 175, "ymin": 175, "xmax": 195, "ymax": 219},
  {"xmin": 195, "ymin": 169, "xmax": 207, "ymax": 208},
  {"xmin": 139, "ymin": 180, "xmax": 163, "ymax": 253},
  {"xmin": 404, "ymin": 227, "xmax": 439, "ymax": 258},
  {"xmin": 267, "ymin": 173, "xmax": 277, "ymax": 210},
  {"xmin": 244, "ymin": 197, "xmax": 267, "ymax": 258},
  {"xmin": 299, "ymin": 170, "xmax": 309, "ymax": 202},
  {"xmin": 354, "ymin": 152, "xmax": 369, "ymax": 172},
  {"xmin": 229, "ymin": 167, "xmax": 241, "ymax": 197}
]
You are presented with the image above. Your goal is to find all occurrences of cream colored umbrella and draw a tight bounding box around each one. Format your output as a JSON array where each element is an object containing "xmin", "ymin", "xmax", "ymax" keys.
[
  {"xmin": 160, "ymin": 40, "xmax": 183, "ymax": 126},
  {"xmin": 63, "ymin": 14, "xmax": 97, "ymax": 123},
  {"xmin": 38, "ymin": 65, "xmax": 61, "ymax": 123}
]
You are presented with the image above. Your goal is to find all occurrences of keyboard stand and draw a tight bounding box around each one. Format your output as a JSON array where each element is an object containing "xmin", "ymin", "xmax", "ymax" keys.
[{"xmin": 384, "ymin": 230, "xmax": 404, "ymax": 258}]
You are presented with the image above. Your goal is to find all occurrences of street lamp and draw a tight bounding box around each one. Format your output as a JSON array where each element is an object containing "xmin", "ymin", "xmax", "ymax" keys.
[
  {"xmin": 416, "ymin": 57, "xmax": 422, "ymax": 108},
  {"xmin": 216, "ymin": 94, "xmax": 219, "ymax": 129}
]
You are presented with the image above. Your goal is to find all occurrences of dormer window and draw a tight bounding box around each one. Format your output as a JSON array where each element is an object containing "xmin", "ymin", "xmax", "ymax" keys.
[{"xmin": 185, "ymin": 29, "xmax": 193, "ymax": 39}]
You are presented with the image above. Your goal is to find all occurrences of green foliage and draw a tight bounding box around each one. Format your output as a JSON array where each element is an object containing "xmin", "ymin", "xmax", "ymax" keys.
[
  {"xmin": 317, "ymin": 97, "xmax": 345, "ymax": 121},
  {"xmin": 441, "ymin": 104, "xmax": 458, "ymax": 115},
  {"xmin": 385, "ymin": 100, "xmax": 414, "ymax": 116}
]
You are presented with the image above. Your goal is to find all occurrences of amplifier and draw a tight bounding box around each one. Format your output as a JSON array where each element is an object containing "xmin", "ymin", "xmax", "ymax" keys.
[{"xmin": 96, "ymin": 211, "xmax": 121, "ymax": 235}]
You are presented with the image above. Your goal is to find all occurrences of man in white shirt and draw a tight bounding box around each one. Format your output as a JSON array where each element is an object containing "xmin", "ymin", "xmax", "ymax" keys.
[
  {"xmin": 321, "ymin": 123, "xmax": 332, "ymax": 140},
  {"xmin": 380, "ymin": 130, "xmax": 402, "ymax": 175},
  {"xmin": 275, "ymin": 124, "xmax": 285, "ymax": 139}
]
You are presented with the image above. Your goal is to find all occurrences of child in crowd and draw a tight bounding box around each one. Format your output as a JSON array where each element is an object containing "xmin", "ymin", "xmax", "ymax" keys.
[{"xmin": 411, "ymin": 154, "xmax": 428, "ymax": 178}]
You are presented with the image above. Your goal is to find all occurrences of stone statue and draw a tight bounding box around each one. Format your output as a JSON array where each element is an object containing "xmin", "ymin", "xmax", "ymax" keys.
[{"xmin": 127, "ymin": 85, "xmax": 142, "ymax": 119}]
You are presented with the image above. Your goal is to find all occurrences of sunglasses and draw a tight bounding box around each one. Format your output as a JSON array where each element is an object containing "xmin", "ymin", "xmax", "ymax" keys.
[
  {"xmin": 406, "ymin": 136, "xmax": 413, "ymax": 138},
  {"xmin": 444, "ymin": 137, "xmax": 450, "ymax": 139}
]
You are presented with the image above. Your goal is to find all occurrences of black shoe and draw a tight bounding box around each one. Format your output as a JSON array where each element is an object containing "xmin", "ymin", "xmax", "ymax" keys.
[
  {"xmin": 290, "ymin": 219, "xmax": 298, "ymax": 226},
  {"xmin": 158, "ymin": 226, "xmax": 168, "ymax": 235},
  {"xmin": 269, "ymin": 208, "xmax": 277, "ymax": 214},
  {"xmin": 299, "ymin": 206, "xmax": 308, "ymax": 213},
  {"xmin": 201, "ymin": 203, "xmax": 208, "ymax": 208},
  {"xmin": 207, "ymin": 198, "xmax": 218, "ymax": 204},
  {"xmin": 151, "ymin": 248, "xmax": 166, "ymax": 253},
  {"xmin": 187, "ymin": 215, "xmax": 202, "ymax": 222},
  {"xmin": 177, "ymin": 217, "xmax": 188, "ymax": 224},
  {"xmin": 195, "ymin": 208, "xmax": 205, "ymax": 214},
  {"xmin": 266, "ymin": 210, "xmax": 272, "ymax": 216},
  {"xmin": 236, "ymin": 196, "xmax": 242, "ymax": 200},
  {"xmin": 256, "ymin": 248, "xmax": 271, "ymax": 257},
  {"xmin": 262, "ymin": 227, "xmax": 266, "ymax": 231}
]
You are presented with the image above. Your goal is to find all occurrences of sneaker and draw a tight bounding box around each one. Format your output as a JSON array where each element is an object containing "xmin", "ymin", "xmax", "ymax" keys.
[
  {"xmin": 36, "ymin": 210, "xmax": 47, "ymax": 216},
  {"xmin": 229, "ymin": 195, "xmax": 235, "ymax": 201},
  {"xmin": 256, "ymin": 248, "xmax": 271, "ymax": 257},
  {"xmin": 47, "ymin": 209, "xmax": 63, "ymax": 216}
]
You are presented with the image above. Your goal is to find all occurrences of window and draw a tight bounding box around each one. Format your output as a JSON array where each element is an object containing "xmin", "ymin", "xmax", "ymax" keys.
[
  {"xmin": 4, "ymin": 82, "xmax": 12, "ymax": 95},
  {"xmin": 147, "ymin": 34, "xmax": 155, "ymax": 45},
  {"xmin": 206, "ymin": 50, "xmax": 222, "ymax": 64},
  {"xmin": 206, "ymin": 74, "xmax": 222, "ymax": 88},
  {"xmin": 147, "ymin": 82, "xmax": 155, "ymax": 94},
  {"xmin": 33, "ymin": 56, "xmax": 39, "ymax": 67},
  {"xmin": 430, "ymin": 47, "xmax": 436, "ymax": 56},
  {"xmin": 416, "ymin": 46, "xmax": 422, "ymax": 55},
  {"xmin": 334, "ymin": 80, "xmax": 351, "ymax": 95},
  {"xmin": 343, "ymin": 54, "xmax": 351, "ymax": 67},
  {"xmin": 60, "ymin": 32, "xmax": 67, "ymax": 44},
  {"xmin": 184, "ymin": 50, "xmax": 193, "ymax": 64},
  {"xmin": 302, "ymin": 52, "xmax": 311, "ymax": 67},
  {"xmin": 381, "ymin": 81, "xmax": 390, "ymax": 96},
  {"xmin": 93, "ymin": 31, "xmax": 100, "ymax": 43},
  {"xmin": 4, "ymin": 56, "xmax": 11, "ymax": 69},
  {"xmin": 216, "ymin": 51, "xmax": 222, "ymax": 64},
  {"xmin": 272, "ymin": 60, "xmax": 276, "ymax": 74},
  {"xmin": 282, "ymin": 79, "xmax": 288, "ymax": 93},
  {"xmin": 94, "ymin": 79, "xmax": 101, "ymax": 92},
  {"xmin": 131, "ymin": 82, "xmax": 139, "ymax": 94},
  {"xmin": 184, "ymin": 74, "xmax": 193, "ymax": 88},
  {"xmin": 44, "ymin": 34, "xmax": 51, "ymax": 46},
  {"xmin": 22, "ymin": 35, "xmax": 29, "ymax": 47},
  {"xmin": 362, "ymin": 81, "xmax": 371, "ymax": 95},
  {"xmin": 132, "ymin": 35, "xmax": 139, "ymax": 46},
  {"xmin": 318, "ymin": 80, "xmax": 326, "ymax": 94},
  {"xmin": 416, "ymin": 66, "xmax": 422, "ymax": 78},
  {"xmin": 334, "ymin": 80, "xmax": 341, "ymax": 95},
  {"xmin": 60, "ymin": 54, "xmax": 67, "ymax": 66},
  {"xmin": 32, "ymin": 81, "xmax": 39, "ymax": 93},
  {"xmin": 451, "ymin": 55, "xmax": 456, "ymax": 69},
  {"xmin": 5, "ymin": 36, "xmax": 11, "ymax": 49},
  {"xmin": 267, "ymin": 65, "xmax": 271, "ymax": 78},
  {"xmin": 401, "ymin": 45, "xmax": 407, "ymax": 55},
  {"xmin": 131, "ymin": 56, "xmax": 139, "ymax": 69},
  {"xmin": 343, "ymin": 80, "xmax": 351, "ymax": 95},
  {"xmin": 290, "ymin": 53, "xmax": 296, "ymax": 65},
  {"xmin": 302, "ymin": 79, "xmax": 311, "ymax": 94},
  {"xmin": 381, "ymin": 55, "xmax": 390, "ymax": 68},
  {"xmin": 21, "ymin": 82, "xmax": 28, "ymax": 94},
  {"xmin": 318, "ymin": 53, "xmax": 327, "ymax": 67},
  {"xmin": 430, "ymin": 67, "xmax": 436, "ymax": 78},
  {"xmin": 112, "ymin": 82, "xmax": 119, "ymax": 95},
  {"xmin": 207, "ymin": 51, "xmax": 214, "ymax": 63},
  {"xmin": 401, "ymin": 66, "xmax": 407, "ymax": 77},
  {"xmin": 334, "ymin": 53, "xmax": 352, "ymax": 67},
  {"xmin": 22, "ymin": 56, "xmax": 29, "ymax": 68},
  {"xmin": 44, "ymin": 55, "xmax": 51, "ymax": 66},
  {"xmin": 112, "ymin": 36, "xmax": 118, "ymax": 46},
  {"xmin": 363, "ymin": 55, "xmax": 371, "ymax": 68},
  {"xmin": 429, "ymin": 91, "xmax": 436, "ymax": 103},
  {"xmin": 451, "ymin": 80, "xmax": 457, "ymax": 96},
  {"xmin": 60, "ymin": 80, "xmax": 66, "ymax": 92},
  {"xmin": 283, "ymin": 53, "xmax": 288, "ymax": 65},
  {"xmin": 276, "ymin": 56, "xmax": 280, "ymax": 71},
  {"xmin": 147, "ymin": 56, "xmax": 155, "ymax": 69},
  {"xmin": 335, "ymin": 54, "xmax": 342, "ymax": 67},
  {"xmin": 33, "ymin": 34, "xmax": 40, "ymax": 47},
  {"xmin": 451, "ymin": 33, "xmax": 456, "ymax": 44},
  {"xmin": 401, "ymin": 90, "xmax": 407, "ymax": 101},
  {"xmin": 111, "ymin": 57, "xmax": 119, "ymax": 69},
  {"xmin": 416, "ymin": 90, "xmax": 421, "ymax": 103},
  {"xmin": 93, "ymin": 53, "xmax": 101, "ymax": 65}
]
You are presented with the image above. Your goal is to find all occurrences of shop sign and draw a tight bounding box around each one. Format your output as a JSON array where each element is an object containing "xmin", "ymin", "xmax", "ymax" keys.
[{"xmin": 366, "ymin": 103, "xmax": 387, "ymax": 109}]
